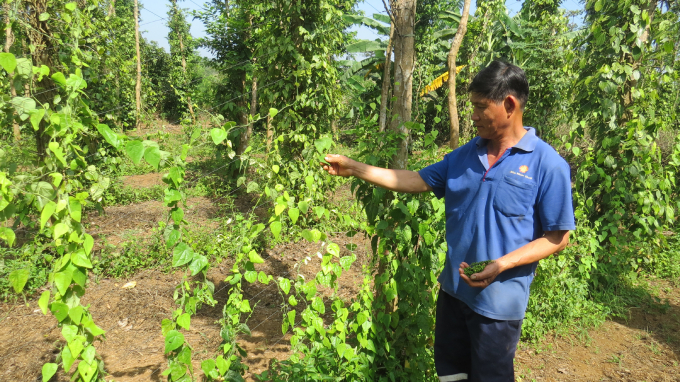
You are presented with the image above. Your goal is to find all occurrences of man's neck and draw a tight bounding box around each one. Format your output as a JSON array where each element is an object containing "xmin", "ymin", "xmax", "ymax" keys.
[{"xmin": 487, "ymin": 123, "xmax": 527, "ymax": 156}]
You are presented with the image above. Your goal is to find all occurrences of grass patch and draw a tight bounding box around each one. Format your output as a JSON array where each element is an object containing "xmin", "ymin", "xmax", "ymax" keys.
[
  {"xmin": 0, "ymin": 241, "xmax": 52, "ymax": 301},
  {"xmin": 102, "ymin": 183, "xmax": 167, "ymax": 206}
]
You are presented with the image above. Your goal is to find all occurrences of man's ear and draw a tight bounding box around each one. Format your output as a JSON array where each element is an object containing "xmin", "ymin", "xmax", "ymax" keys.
[{"xmin": 503, "ymin": 95, "xmax": 519, "ymax": 117}]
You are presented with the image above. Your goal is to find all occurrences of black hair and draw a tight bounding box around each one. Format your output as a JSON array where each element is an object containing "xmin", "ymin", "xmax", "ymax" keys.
[{"xmin": 468, "ymin": 60, "xmax": 529, "ymax": 110}]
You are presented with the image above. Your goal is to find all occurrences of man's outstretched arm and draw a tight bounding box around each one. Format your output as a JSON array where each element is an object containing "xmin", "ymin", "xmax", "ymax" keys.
[{"xmin": 322, "ymin": 154, "xmax": 432, "ymax": 194}]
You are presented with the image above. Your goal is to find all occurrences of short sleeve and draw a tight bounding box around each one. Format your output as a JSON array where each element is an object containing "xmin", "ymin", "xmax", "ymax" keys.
[
  {"xmin": 536, "ymin": 160, "xmax": 576, "ymax": 231},
  {"xmin": 418, "ymin": 154, "xmax": 450, "ymax": 199}
]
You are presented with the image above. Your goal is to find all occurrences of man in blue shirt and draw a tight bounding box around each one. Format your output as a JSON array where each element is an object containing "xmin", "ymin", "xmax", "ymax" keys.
[{"xmin": 322, "ymin": 60, "xmax": 575, "ymax": 382}]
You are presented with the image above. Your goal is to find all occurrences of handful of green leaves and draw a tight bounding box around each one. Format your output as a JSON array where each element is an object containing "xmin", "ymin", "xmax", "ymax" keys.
[{"xmin": 463, "ymin": 260, "xmax": 494, "ymax": 277}]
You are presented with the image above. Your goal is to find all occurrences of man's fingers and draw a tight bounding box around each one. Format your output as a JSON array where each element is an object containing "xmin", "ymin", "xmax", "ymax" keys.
[
  {"xmin": 324, "ymin": 154, "xmax": 341, "ymax": 163},
  {"xmin": 470, "ymin": 268, "xmax": 490, "ymax": 280}
]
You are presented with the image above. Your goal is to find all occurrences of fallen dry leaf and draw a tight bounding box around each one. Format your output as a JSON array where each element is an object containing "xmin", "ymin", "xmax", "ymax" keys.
[{"xmin": 122, "ymin": 281, "xmax": 136, "ymax": 289}]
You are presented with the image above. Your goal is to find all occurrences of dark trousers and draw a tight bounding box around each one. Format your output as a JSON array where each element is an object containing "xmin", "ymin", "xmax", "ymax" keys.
[{"xmin": 434, "ymin": 291, "xmax": 523, "ymax": 382}]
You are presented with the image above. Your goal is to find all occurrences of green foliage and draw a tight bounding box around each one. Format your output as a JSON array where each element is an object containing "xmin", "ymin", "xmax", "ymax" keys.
[
  {"xmin": 463, "ymin": 260, "xmax": 494, "ymax": 277},
  {"xmin": 253, "ymin": 0, "xmax": 357, "ymax": 155},
  {"xmin": 568, "ymin": 0, "xmax": 679, "ymax": 290},
  {"xmin": 524, "ymin": 247, "xmax": 609, "ymax": 340},
  {"xmin": 0, "ymin": 242, "xmax": 52, "ymax": 300},
  {"xmin": 0, "ymin": 0, "xmax": 679, "ymax": 380},
  {"xmin": 166, "ymin": 0, "xmax": 199, "ymax": 121},
  {"xmin": 1, "ymin": 48, "xmax": 109, "ymax": 379}
]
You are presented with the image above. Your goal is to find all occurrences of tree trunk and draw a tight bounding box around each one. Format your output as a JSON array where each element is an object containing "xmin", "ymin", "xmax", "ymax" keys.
[
  {"xmin": 447, "ymin": 0, "xmax": 472, "ymax": 150},
  {"xmin": 4, "ymin": 3, "xmax": 20, "ymax": 141},
  {"xmin": 237, "ymin": 15, "xmax": 256, "ymax": 155},
  {"xmin": 108, "ymin": 0, "xmax": 116, "ymax": 17},
  {"xmin": 266, "ymin": 115, "xmax": 273, "ymax": 156},
  {"xmin": 177, "ymin": 32, "xmax": 196, "ymax": 123},
  {"xmin": 25, "ymin": 0, "xmax": 56, "ymax": 159},
  {"xmin": 236, "ymin": 75, "xmax": 249, "ymax": 156},
  {"xmin": 134, "ymin": 0, "xmax": 142, "ymax": 127},
  {"xmin": 388, "ymin": 0, "xmax": 417, "ymax": 170},
  {"xmin": 378, "ymin": 23, "xmax": 395, "ymax": 133},
  {"xmin": 246, "ymin": 76, "xmax": 257, "ymax": 149}
]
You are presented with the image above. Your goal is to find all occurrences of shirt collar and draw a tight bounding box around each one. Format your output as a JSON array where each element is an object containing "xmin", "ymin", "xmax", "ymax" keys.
[{"xmin": 475, "ymin": 127, "xmax": 538, "ymax": 152}]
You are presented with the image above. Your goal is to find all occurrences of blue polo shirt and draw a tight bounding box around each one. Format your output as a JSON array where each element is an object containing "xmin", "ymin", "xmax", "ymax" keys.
[{"xmin": 418, "ymin": 127, "xmax": 575, "ymax": 320}]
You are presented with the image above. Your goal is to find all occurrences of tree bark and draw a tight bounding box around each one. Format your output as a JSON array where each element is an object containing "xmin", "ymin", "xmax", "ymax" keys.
[
  {"xmin": 246, "ymin": 76, "xmax": 257, "ymax": 149},
  {"xmin": 237, "ymin": 15, "xmax": 256, "ymax": 155},
  {"xmin": 177, "ymin": 32, "xmax": 196, "ymax": 123},
  {"xmin": 378, "ymin": 23, "xmax": 395, "ymax": 133},
  {"xmin": 134, "ymin": 0, "xmax": 142, "ymax": 127},
  {"xmin": 236, "ymin": 75, "xmax": 249, "ymax": 155},
  {"xmin": 388, "ymin": 0, "xmax": 417, "ymax": 170},
  {"xmin": 266, "ymin": 114, "xmax": 273, "ymax": 155},
  {"xmin": 447, "ymin": 0, "xmax": 472, "ymax": 150},
  {"xmin": 4, "ymin": 2, "xmax": 20, "ymax": 141},
  {"xmin": 107, "ymin": 0, "xmax": 116, "ymax": 17},
  {"xmin": 25, "ymin": 0, "xmax": 56, "ymax": 159}
]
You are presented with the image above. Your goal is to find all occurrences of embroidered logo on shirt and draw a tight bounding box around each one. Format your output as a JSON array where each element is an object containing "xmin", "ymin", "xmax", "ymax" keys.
[{"xmin": 519, "ymin": 165, "xmax": 529, "ymax": 173}]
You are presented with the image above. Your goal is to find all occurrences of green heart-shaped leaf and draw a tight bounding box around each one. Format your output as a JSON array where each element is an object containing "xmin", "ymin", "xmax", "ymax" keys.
[
  {"xmin": 0, "ymin": 53, "xmax": 17, "ymax": 73},
  {"xmin": 288, "ymin": 208, "xmax": 300, "ymax": 225},
  {"xmin": 164, "ymin": 330, "xmax": 185, "ymax": 353},
  {"xmin": 71, "ymin": 250, "xmax": 92, "ymax": 268},
  {"xmin": 270, "ymin": 221, "xmax": 282, "ymax": 240},
  {"xmin": 125, "ymin": 140, "xmax": 145, "ymax": 164},
  {"xmin": 177, "ymin": 313, "xmax": 191, "ymax": 330},
  {"xmin": 210, "ymin": 128, "xmax": 228, "ymax": 145},
  {"xmin": 50, "ymin": 302, "xmax": 69, "ymax": 322},
  {"xmin": 8, "ymin": 268, "xmax": 29, "ymax": 293},
  {"xmin": 54, "ymin": 271, "xmax": 72, "ymax": 295},
  {"xmin": 314, "ymin": 136, "xmax": 333, "ymax": 154},
  {"xmin": 38, "ymin": 291, "xmax": 50, "ymax": 315},
  {"xmin": 144, "ymin": 146, "xmax": 161, "ymax": 170},
  {"xmin": 172, "ymin": 243, "xmax": 194, "ymax": 267},
  {"xmin": 61, "ymin": 324, "xmax": 78, "ymax": 342},
  {"xmin": 42, "ymin": 363, "xmax": 58, "ymax": 382},
  {"xmin": 96, "ymin": 124, "xmax": 120, "ymax": 149},
  {"xmin": 248, "ymin": 250, "xmax": 265, "ymax": 264}
]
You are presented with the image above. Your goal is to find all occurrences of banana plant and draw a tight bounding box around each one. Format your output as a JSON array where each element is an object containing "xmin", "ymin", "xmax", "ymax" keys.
[{"xmin": 339, "ymin": 13, "xmax": 392, "ymax": 81}]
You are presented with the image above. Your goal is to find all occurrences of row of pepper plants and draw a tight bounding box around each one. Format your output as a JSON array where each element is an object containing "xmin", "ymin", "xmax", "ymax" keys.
[{"xmin": 1, "ymin": 51, "xmax": 110, "ymax": 381}]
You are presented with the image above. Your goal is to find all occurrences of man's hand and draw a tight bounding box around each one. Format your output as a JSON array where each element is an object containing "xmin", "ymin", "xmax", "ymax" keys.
[
  {"xmin": 321, "ymin": 154, "xmax": 354, "ymax": 177},
  {"xmin": 458, "ymin": 230, "xmax": 570, "ymax": 289},
  {"xmin": 459, "ymin": 261, "xmax": 501, "ymax": 288}
]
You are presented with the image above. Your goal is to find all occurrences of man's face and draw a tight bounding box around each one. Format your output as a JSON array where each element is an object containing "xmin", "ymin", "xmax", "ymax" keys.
[{"xmin": 470, "ymin": 93, "xmax": 508, "ymax": 140}]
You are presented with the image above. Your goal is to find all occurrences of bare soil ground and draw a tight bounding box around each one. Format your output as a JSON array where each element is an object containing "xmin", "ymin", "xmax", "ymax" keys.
[
  {"xmin": 84, "ymin": 195, "xmax": 223, "ymax": 248},
  {"xmin": 2, "ymin": 172, "xmax": 680, "ymax": 381},
  {"xmin": 515, "ymin": 279, "xmax": 680, "ymax": 381},
  {"xmin": 121, "ymin": 173, "xmax": 165, "ymax": 189},
  {"xmin": 0, "ymin": 231, "xmax": 371, "ymax": 382}
]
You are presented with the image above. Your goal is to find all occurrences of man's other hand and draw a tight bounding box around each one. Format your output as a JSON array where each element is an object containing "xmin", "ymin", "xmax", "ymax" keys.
[
  {"xmin": 322, "ymin": 154, "xmax": 354, "ymax": 177},
  {"xmin": 459, "ymin": 261, "xmax": 501, "ymax": 288}
]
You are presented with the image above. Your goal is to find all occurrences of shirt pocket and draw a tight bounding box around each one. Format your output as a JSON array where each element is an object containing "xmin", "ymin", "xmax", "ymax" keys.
[{"xmin": 493, "ymin": 175, "xmax": 537, "ymax": 217}]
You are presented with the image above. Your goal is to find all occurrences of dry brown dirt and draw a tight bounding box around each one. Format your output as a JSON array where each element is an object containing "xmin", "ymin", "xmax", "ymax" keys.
[
  {"xmin": 0, "ymin": 229, "xmax": 371, "ymax": 382},
  {"xmin": 121, "ymin": 173, "xmax": 165, "ymax": 189},
  {"xmin": 84, "ymin": 196, "xmax": 222, "ymax": 248},
  {"xmin": 515, "ymin": 279, "xmax": 680, "ymax": 382}
]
